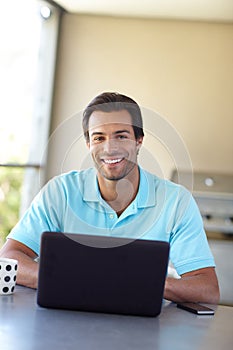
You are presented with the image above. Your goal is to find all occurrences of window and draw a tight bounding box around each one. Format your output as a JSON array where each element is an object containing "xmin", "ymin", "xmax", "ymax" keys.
[{"xmin": 0, "ymin": 0, "xmax": 61, "ymax": 246}]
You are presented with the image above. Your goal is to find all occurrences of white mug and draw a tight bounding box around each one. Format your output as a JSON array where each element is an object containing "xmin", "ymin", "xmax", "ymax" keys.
[{"xmin": 0, "ymin": 258, "xmax": 18, "ymax": 295}]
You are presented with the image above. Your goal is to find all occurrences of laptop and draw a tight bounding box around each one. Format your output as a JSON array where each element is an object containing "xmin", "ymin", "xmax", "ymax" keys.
[{"xmin": 37, "ymin": 231, "xmax": 170, "ymax": 317}]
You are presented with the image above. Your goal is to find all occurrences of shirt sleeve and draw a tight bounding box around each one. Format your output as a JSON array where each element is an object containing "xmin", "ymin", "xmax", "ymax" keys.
[
  {"xmin": 7, "ymin": 177, "xmax": 65, "ymax": 255},
  {"xmin": 169, "ymin": 187, "xmax": 215, "ymax": 276}
]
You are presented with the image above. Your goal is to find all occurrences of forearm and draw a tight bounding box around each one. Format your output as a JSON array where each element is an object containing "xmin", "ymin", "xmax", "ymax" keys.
[
  {"xmin": 164, "ymin": 269, "xmax": 220, "ymax": 304},
  {"xmin": 0, "ymin": 240, "xmax": 39, "ymax": 289},
  {"xmin": 7, "ymin": 250, "xmax": 39, "ymax": 289}
]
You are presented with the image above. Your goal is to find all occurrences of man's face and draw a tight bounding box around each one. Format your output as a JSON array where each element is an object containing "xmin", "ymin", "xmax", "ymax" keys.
[{"xmin": 87, "ymin": 109, "xmax": 143, "ymax": 181}]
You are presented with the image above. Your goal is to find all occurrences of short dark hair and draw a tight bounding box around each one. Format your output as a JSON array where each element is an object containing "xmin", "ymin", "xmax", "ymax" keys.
[{"xmin": 82, "ymin": 92, "xmax": 144, "ymax": 142}]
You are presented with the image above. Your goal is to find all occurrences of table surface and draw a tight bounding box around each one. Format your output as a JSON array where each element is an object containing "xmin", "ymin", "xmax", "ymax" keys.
[{"xmin": 0, "ymin": 286, "xmax": 232, "ymax": 350}]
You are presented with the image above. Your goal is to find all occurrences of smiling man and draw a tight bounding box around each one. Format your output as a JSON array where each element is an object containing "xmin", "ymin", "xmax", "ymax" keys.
[
  {"xmin": 0, "ymin": 92, "xmax": 219, "ymax": 304},
  {"xmin": 87, "ymin": 109, "xmax": 143, "ymax": 215}
]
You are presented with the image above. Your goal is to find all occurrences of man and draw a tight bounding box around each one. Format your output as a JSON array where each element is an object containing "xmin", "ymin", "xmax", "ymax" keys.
[{"xmin": 0, "ymin": 92, "xmax": 219, "ymax": 303}]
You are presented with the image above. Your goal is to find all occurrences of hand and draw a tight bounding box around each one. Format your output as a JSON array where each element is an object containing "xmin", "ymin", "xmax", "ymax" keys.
[
  {"xmin": 0, "ymin": 239, "xmax": 39, "ymax": 289},
  {"xmin": 164, "ymin": 267, "xmax": 220, "ymax": 304}
]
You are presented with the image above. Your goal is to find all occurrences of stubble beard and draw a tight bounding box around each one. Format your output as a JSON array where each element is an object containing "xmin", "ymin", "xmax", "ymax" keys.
[{"xmin": 94, "ymin": 156, "xmax": 137, "ymax": 182}]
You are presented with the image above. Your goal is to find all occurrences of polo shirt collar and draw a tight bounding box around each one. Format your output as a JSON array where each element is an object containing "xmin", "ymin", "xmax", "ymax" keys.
[
  {"xmin": 83, "ymin": 166, "xmax": 156, "ymax": 208},
  {"xmin": 83, "ymin": 168, "xmax": 100, "ymax": 202},
  {"xmin": 137, "ymin": 167, "xmax": 156, "ymax": 208}
]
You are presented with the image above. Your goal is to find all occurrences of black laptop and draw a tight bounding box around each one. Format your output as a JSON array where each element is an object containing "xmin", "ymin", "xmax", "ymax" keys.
[{"xmin": 37, "ymin": 232, "xmax": 170, "ymax": 317}]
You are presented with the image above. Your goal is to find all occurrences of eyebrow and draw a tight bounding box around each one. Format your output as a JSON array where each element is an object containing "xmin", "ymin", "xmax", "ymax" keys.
[
  {"xmin": 115, "ymin": 130, "xmax": 131, "ymax": 135},
  {"xmin": 91, "ymin": 130, "xmax": 131, "ymax": 137}
]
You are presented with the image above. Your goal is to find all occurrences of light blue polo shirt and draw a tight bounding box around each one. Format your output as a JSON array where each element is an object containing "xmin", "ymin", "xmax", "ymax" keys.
[{"xmin": 8, "ymin": 167, "xmax": 215, "ymax": 275}]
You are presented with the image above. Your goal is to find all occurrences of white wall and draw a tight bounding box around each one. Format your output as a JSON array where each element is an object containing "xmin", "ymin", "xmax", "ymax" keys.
[{"xmin": 46, "ymin": 14, "xmax": 233, "ymax": 181}]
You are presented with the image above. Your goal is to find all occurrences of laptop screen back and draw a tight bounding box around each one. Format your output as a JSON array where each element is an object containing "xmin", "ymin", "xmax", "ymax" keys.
[{"xmin": 37, "ymin": 232, "xmax": 170, "ymax": 317}]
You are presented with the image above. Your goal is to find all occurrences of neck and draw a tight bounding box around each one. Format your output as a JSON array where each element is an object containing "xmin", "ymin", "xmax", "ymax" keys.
[{"xmin": 98, "ymin": 166, "xmax": 140, "ymax": 216}]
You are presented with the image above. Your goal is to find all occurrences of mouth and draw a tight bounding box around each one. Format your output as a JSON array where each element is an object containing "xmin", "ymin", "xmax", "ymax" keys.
[{"xmin": 101, "ymin": 158, "xmax": 124, "ymax": 165}]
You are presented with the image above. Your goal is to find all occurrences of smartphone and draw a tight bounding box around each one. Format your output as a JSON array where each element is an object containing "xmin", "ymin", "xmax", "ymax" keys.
[{"xmin": 177, "ymin": 302, "xmax": 215, "ymax": 315}]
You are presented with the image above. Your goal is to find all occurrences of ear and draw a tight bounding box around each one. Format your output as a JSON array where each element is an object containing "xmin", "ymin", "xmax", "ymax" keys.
[
  {"xmin": 136, "ymin": 136, "xmax": 143, "ymax": 148},
  {"xmin": 86, "ymin": 141, "xmax": 90, "ymax": 149},
  {"xmin": 136, "ymin": 137, "xmax": 143, "ymax": 156}
]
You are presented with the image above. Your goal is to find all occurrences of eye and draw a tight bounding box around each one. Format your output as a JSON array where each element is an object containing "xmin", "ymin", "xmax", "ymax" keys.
[
  {"xmin": 117, "ymin": 134, "xmax": 127, "ymax": 140},
  {"xmin": 93, "ymin": 136, "xmax": 105, "ymax": 142}
]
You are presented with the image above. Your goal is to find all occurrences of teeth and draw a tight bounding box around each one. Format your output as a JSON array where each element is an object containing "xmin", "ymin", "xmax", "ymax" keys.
[{"xmin": 104, "ymin": 158, "xmax": 122, "ymax": 164}]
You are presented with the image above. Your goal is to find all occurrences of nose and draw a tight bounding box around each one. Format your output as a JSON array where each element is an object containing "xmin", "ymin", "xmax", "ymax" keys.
[{"xmin": 103, "ymin": 139, "xmax": 118, "ymax": 153}]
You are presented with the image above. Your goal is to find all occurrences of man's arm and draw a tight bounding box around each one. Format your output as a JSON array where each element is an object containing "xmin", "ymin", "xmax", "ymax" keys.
[
  {"xmin": 164, "ymin": 267, "xmax": 220, "ymax": 304},
  {"xmin": 0, "ymin": 238, "xmax": 39, "ymax": 289}
]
